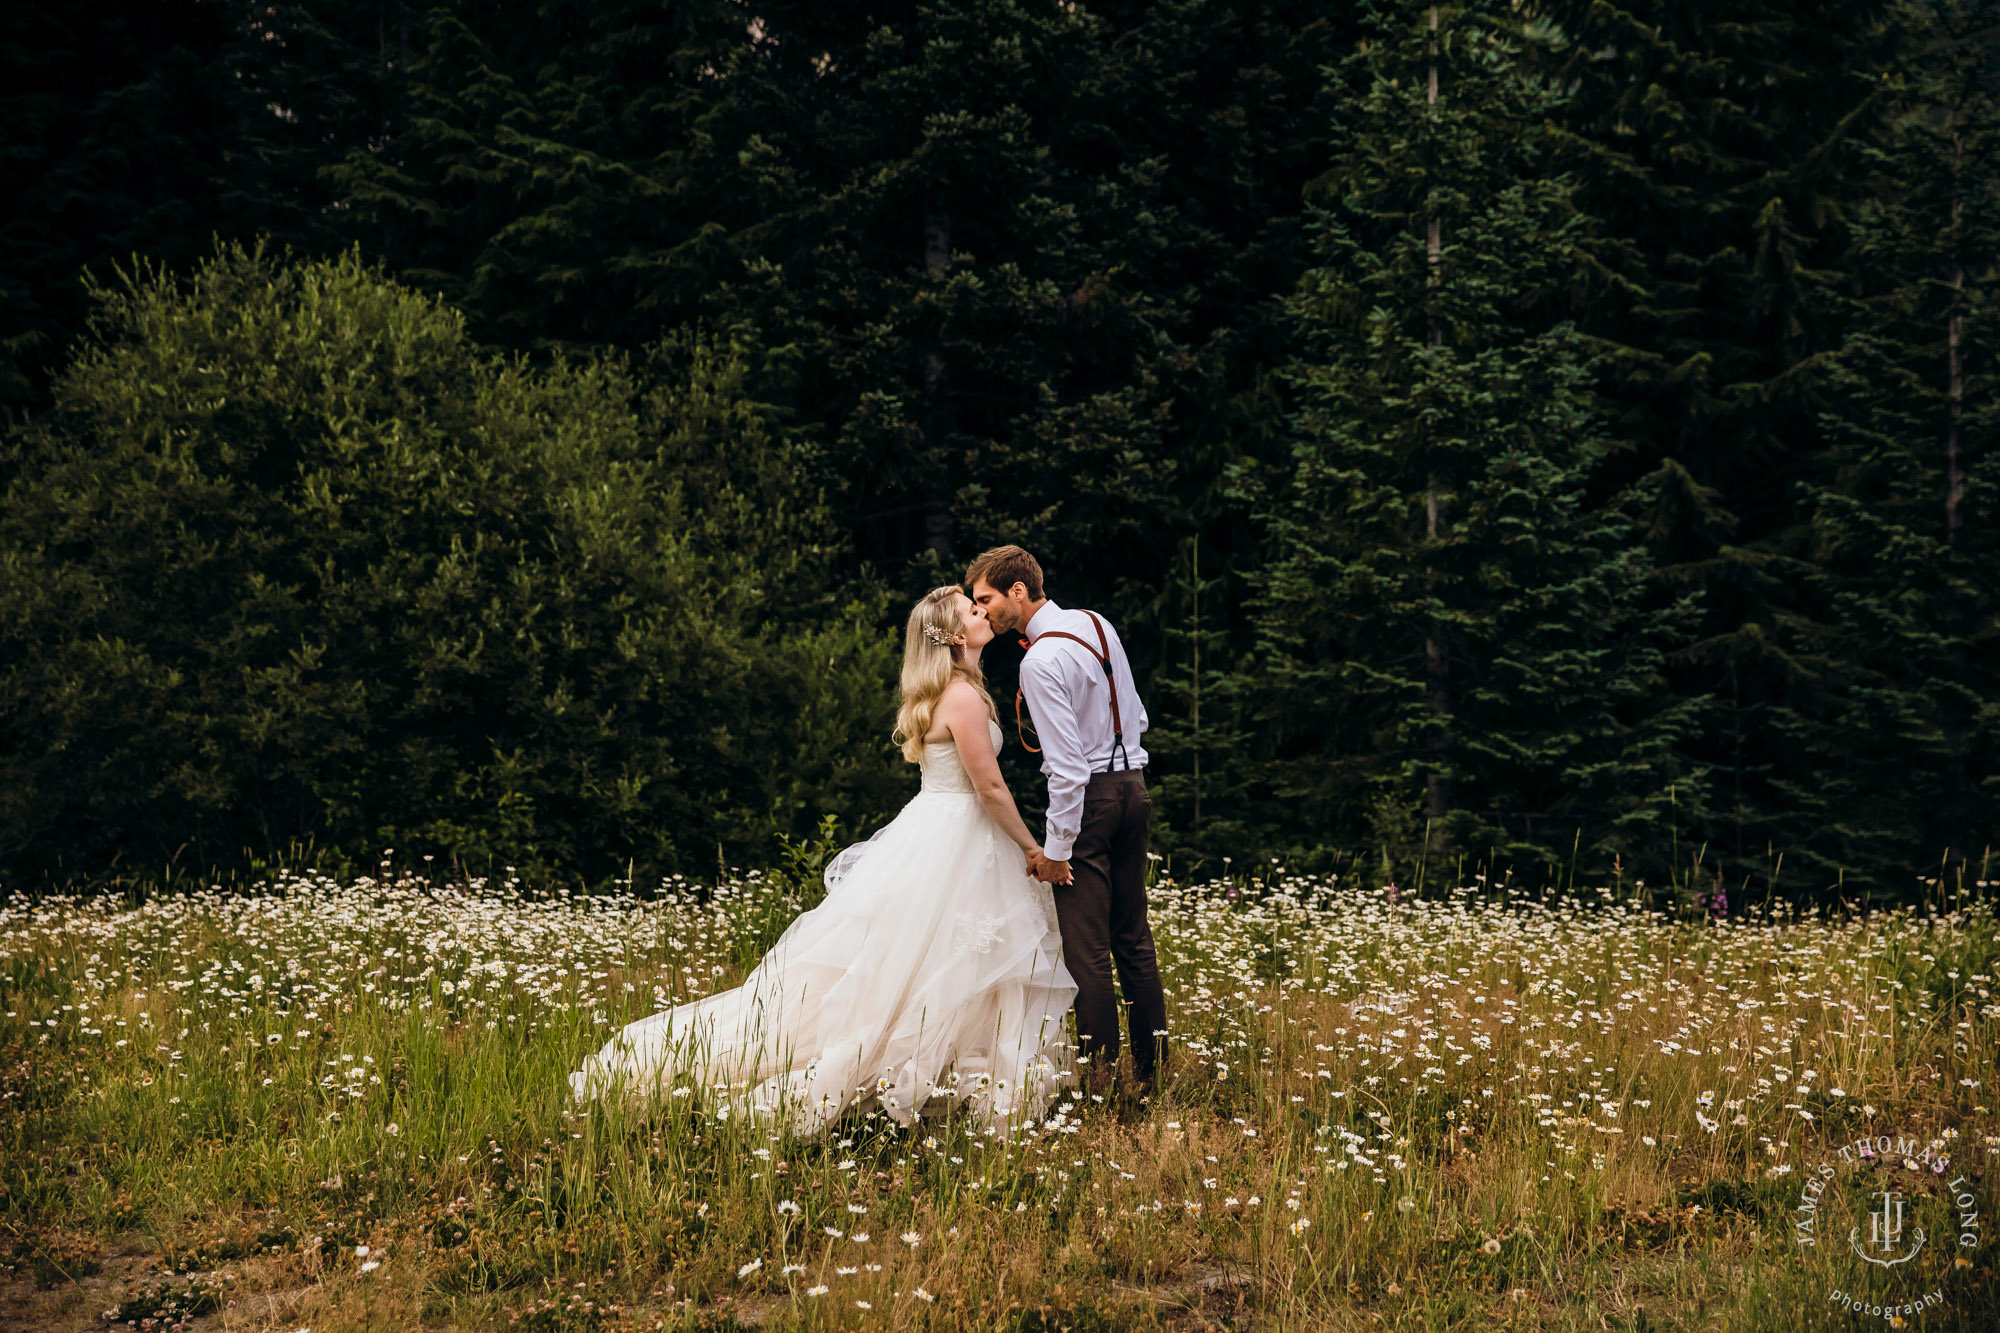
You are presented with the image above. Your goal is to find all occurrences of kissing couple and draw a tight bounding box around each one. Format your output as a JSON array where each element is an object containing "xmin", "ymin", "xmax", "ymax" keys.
[{"xmin": 570, "ymin": 545, "xmax": 1170, "ymax": 1132}]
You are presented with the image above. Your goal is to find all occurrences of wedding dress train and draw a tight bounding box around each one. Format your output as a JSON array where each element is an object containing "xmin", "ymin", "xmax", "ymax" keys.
[{"xmin": 569, "ymin": 720, "xmax": 1078, "ymax": 1132}]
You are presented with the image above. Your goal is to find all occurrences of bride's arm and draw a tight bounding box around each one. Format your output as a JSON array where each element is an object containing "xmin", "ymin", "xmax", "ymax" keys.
[{"xmin": 940, "ymin": 682, "xmax": 1039, "ymax": 854}]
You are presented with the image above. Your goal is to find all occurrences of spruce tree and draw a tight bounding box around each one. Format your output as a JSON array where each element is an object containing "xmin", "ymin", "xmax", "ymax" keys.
[
  {"xmin": 1528, "ymin": 0, "xmax": 1904, "ymax": 884},
  {"xmin": 1773, "ymin": 1, "xmax": 2000, "ymax": 895},
  {"xmin": 1246, "ymin": 1, "xmax": 1700, "ymax": 879}
]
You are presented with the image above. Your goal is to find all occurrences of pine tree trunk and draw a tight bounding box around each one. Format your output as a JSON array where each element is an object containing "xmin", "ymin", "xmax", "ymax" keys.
[
  {"xmin": 1948, "ymin": 134, "xmax": 1966, "ymax": 548},
  {"xmin": 1190, "ymin": 537, "xmax": 1203, "ymax": 832},
  {"xmin": 1943, "ymin": 131, "xmax": 1968, "ymax": 867},
  {"xmin": 1424, "ymin": 6, "xmax": 1452, "ymax": 828},
  {"xmin": 922, "ymin": 203, "xmax": 954, "ymax": 559}
]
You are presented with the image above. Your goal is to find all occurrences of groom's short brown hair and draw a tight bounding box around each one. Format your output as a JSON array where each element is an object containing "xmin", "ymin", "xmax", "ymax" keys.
[{"xmin": 965, "ymin": 545, "xmax": 1044, "ymax": 600}]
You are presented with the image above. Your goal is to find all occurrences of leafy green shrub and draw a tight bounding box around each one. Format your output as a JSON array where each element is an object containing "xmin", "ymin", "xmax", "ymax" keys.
[{"xmin": 0, "ymin": 244, "xmax": 908, "ymax": 888}]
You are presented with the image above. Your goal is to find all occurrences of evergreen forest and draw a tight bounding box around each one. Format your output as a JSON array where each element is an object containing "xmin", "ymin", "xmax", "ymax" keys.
[{"xmin": 4, "ymin": 0, "xmax": 1997, "ymax": 904}]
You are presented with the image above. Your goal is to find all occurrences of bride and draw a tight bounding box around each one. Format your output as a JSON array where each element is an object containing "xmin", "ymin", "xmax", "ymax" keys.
[{"xmin": 570, "ymin": 586, "xmax": 1078, "ymax": 1132}]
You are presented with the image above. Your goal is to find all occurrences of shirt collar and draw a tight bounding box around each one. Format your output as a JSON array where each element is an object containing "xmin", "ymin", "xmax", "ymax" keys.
[{"xmin": 1022, "ymin": 599, "xmax": 1063, "ymax": 645}]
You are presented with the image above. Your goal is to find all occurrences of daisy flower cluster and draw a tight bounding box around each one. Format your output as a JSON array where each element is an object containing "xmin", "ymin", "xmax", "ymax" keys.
[{"xmin": 1, "ymin": 862, "xmax": 1993, "ymax": 1327}]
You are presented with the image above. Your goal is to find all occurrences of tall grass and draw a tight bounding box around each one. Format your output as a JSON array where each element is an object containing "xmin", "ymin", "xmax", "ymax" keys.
[{"xmin": 1, "ymin": 861, "xmax": 1995, "ymax": 1330}]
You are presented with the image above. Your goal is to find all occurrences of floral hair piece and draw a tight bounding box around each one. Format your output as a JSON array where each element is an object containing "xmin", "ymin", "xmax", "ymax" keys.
[{"xmin": 923, "ymin": 623, "xmax": 966, "ymax": 648}]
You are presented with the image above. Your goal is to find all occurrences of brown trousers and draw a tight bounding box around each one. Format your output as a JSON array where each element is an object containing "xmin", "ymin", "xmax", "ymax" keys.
[{"xmin": 1053, "ymin": 769, "xmax": 1168, "ymax": 1082}]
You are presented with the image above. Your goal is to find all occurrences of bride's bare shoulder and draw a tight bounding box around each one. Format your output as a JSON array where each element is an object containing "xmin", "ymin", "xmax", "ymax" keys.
[
  {"xmin": 926, "ymin": 679, "xmax": 985, "ymax": 740},
  {"xmin": 924, "ymin": 676, "xmax": 980, "ymax": 736},
  {"xmin": 941, "ymin": 677, "xmax": 985, "ymax": 705},
  {"xmin": 938, "ymin": 678, "xmax": 986, "ymax": 719}
]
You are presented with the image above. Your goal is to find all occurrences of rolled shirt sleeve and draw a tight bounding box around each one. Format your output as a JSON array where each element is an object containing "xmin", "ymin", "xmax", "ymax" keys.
[{"xmin": 1018, "ymin": 653, "xmax": 1090, "ymax": 861}]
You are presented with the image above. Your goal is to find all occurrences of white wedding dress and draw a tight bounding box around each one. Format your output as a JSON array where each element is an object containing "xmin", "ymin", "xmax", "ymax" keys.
[{"xmin": 570, "ymin": 719, "xmax": 1078, "ymax": 1132}]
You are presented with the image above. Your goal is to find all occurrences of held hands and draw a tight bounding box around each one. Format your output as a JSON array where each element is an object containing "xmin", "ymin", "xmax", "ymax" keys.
[{"xmin": 1024, "ymin": 846, "xmax": 1074, "ymax": 886}]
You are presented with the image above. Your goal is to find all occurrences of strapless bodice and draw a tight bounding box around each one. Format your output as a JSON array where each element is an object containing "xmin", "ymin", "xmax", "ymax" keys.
[{"xmin": 919, "ymin": 718, "xmax": 1003, "ymax": 794}]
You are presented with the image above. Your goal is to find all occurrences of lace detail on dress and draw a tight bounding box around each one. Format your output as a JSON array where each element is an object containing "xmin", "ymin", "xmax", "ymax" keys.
[
  {"xmin": 917, "ymin": 718, "xmax": 1003, "ymax": 795},
  {"xmin": 919, "ymin": 742, "xmax": 975, "ymax": 793},
  {"xmin": 951, "ymin": 910, "xmax": 1008, "ymax": 959}
]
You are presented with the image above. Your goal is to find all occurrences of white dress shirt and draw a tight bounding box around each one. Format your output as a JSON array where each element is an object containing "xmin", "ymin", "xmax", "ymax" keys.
[{"xmin": 1017, "ymin": 600, "xmax": 1150, "ymax": 861}]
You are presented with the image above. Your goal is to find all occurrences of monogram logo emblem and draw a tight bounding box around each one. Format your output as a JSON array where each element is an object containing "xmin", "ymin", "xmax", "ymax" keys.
[{"xmin": 1851, "ymin": 1189, "xmax": 1926, "ymax": 1268}]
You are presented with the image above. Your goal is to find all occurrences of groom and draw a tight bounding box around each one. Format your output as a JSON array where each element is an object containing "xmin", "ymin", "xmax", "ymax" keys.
[{"xmin": 965, "ymin": 545, "xmax": 1169, "ymax": 1092}]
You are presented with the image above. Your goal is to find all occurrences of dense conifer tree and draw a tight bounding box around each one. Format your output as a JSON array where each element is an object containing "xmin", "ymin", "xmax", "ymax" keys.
[
  {"xmin": 1242, "ymin": 2, "xmax": 1702, "ymax": 878},
  {"xmin": 1771, "ymin": 0, "xmax": 2000, "ymax": 895},
  {"xmin": 1528, "ymin": 0, "xmax": 1907, "ymax": 885}
]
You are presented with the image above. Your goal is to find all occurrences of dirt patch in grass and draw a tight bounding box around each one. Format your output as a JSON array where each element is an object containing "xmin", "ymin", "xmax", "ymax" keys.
[{"xmin": 0, "ymin": 1238, "xmax": 315, "ymax": 1333}]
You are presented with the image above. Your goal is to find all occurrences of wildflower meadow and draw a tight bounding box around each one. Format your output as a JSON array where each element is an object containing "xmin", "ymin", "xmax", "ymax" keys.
[{"xmin": 2, "ymin": 861, "xmax": 1996, "ymax": 1331}]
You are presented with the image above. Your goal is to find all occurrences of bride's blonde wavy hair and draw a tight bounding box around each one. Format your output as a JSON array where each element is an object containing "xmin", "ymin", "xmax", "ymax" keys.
[{"xmin": 894, "ymin": 586, "xmax": 997, "ymax": 763}]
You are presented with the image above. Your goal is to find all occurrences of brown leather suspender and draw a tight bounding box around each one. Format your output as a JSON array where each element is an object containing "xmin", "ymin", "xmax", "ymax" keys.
[{"xmin": 1014, "ymin": 610, "xmax": 1131, "ymax": 771}]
